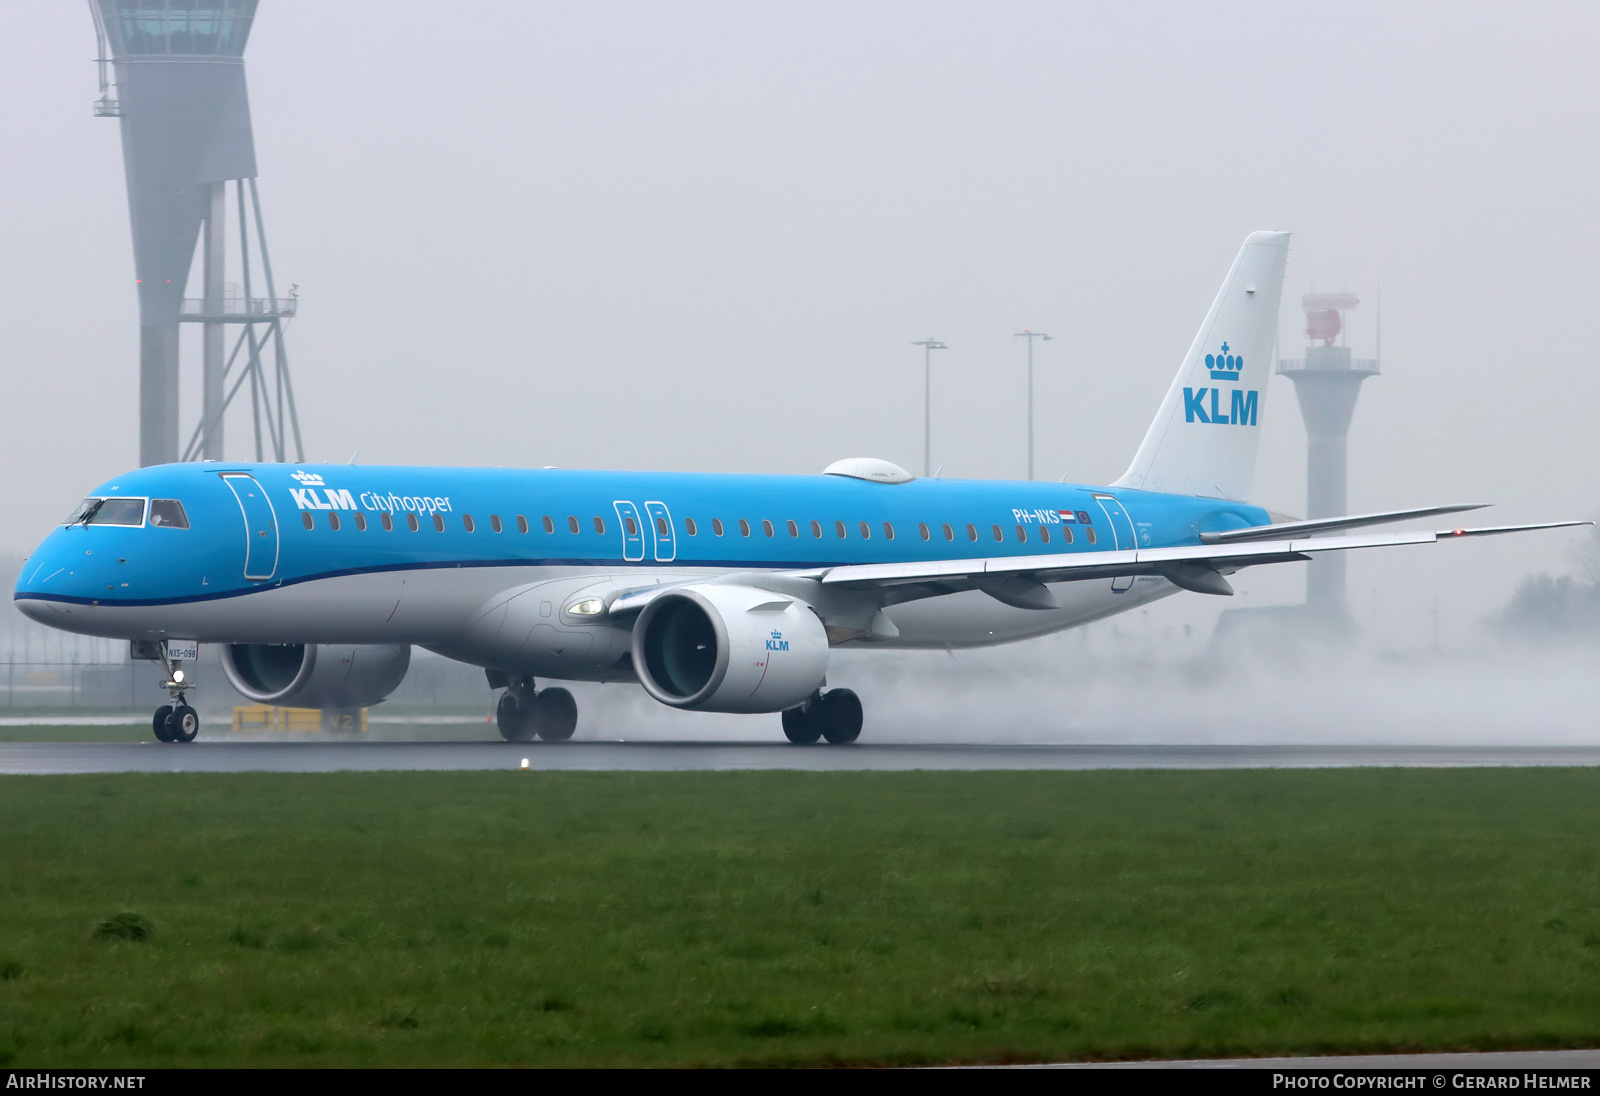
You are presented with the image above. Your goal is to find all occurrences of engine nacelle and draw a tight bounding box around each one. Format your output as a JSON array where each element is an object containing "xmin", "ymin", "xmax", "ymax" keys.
[
  {"xmin": 632, "ymin": 585, "xmax": 829, "ymax": 713},
  {"xmin": 220, "ymin": 643, "xmax": 411, "ymax": 709}
]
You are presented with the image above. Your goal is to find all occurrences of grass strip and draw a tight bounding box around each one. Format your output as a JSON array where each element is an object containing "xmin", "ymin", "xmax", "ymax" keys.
[{"xmin": 0, "ymin": 768, "xmax": 1598, "ymax": 1066}]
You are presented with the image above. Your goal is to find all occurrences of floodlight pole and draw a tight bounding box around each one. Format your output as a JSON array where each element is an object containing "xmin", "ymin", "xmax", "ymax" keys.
[
  {"xmin": 911, "ymin": 337, "xmax": 947, "ymax": 478},
  {"xmin": 1014, "ymin": 330, "xmax": 1052, "ymax": 480}
]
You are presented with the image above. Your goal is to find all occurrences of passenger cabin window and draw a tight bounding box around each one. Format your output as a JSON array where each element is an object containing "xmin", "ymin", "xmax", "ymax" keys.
[
  {"xmin": 992, "ymin": 524, "xmax": 1003, "ymax": 542},
  {"xmin": 713, "ymin": 519, "xmax": 725, "ymax": 536},
  {"xmin": 738, "ymin": 519, "xmax": 751, "ymax": 537},
  {"xmin": 685, "ymin": 518, "xmax": 697, "ymax": 536},
  {"xmin": 149, "ymin": 499, "xmax": 189, "ymax": 529},
  {"xmin": 859, "ymin": 521, "xmax": 871, "ymax": 540},
  {"xmin": 835, "ymin": 521, "xmax": 847, "ymax": 539},
  {"xmin": 883, "ymin": 522, "xmax": 895, "ymax": 540},
  {"xmin": 593, "ymin": 516, "xmax": 606, "ymax": 535},
  {"xmin": 1015, "ymin": 525, "xmax": 1026, "ymax": 542},
  {"xmin": 943, "ymin": 523, "xmax": 954, "ymax": 541},
  {"xmin": 567, "ymin": 516, "xmax": 580, "ymax": 534},
  {"xmin": 656, "ymin": 517, "xmax": 669, "ymax": 537},
  {"xmin": 490, "ymin": 515, "xmax": 503, "ymax": 533},
  {"xmin": 786, "ymin": 520, "xmax": 799, "ymax": 537},
  {"xmin": 407, "ymin": 514, "xmax": 420, "ymax": 532},
  {"xmin": 1061, "ymin": 527, "xmax": 1072, "ymax": 544},
  {"xmin": 918, "ymin": 523, "xmax": 930, "ymax": 541},
  {"xmin": 354, "ymin": 513, "xmax": 367, "ymax": 531},
  {"xmin": 1086, "ymin": 527, "xmax": 1097, "ymax": 545},
  {"xmin": 301, "ymin": 512, "xmax": 314, "ymax": 530},
  {"xmin": 761, "ymin": 519, "xmax": 774, "ymax": 537},
  {"xmin": 329, "ymin": 512, "xmax": 341, "ymax": 531},
  {"xmin": 432, "ymin": 514, "xmax": 445, "ymax": 532},
  {"xmin": 1040, "ymin": 527, "xmax": 1050, "ymax": 544},
  {"xmin": 382, "ymin": 512, "xmax": 395, "ymax": 532},
  {"xmin": 541, "ymin": 516, "xmax": 553, "ymax": 533},
  {"xmin": 966, "ymin": 524, "xmax": 978, "ymax": 542},
  {"xmin": 810, "ymin": 520, "xmax": 822, "ymax": 538},
  {"xmin": 625, "ymin": 516, "xmax": 638, "ymax": 536},
  {"xmin": 463, "ymin": 515, "xmax": 476, "ymax": 532}
]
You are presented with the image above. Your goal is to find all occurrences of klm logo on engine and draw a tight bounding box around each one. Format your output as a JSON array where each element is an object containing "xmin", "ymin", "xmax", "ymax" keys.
[
  {"xmin": 766, "ymin": 629, "xmax": 789, "ymax": 652},
  {"xmin": 1183, "ymin": 342, "xmax": 1258, "ymax": 426}
]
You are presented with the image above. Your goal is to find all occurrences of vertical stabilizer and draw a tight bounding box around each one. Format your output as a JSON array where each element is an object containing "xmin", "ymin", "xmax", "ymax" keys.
[{"xmin": 1115, "ymin": 231, "xmax": 1290, "ymax": 500}]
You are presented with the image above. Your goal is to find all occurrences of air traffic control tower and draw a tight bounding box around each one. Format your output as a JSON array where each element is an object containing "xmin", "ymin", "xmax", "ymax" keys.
[
  {"xmin": 1277, "ymin": 294, "xmax": 1380, "ymax": 623},
  {"xmin": 91, "ymin": 0, "xmax": 302, "ymax": 467}
]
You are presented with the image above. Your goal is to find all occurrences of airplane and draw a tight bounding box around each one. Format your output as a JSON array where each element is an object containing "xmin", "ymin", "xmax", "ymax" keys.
[{"xmin": 12, "ymin": 231, "xmax": 1585, "ymax": 745}]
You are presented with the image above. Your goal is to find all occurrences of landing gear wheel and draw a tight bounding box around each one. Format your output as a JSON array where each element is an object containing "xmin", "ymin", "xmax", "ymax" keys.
[
  {"xmin": 819, "ymin": 688, "xmax": 862, "ymax": 745},
  {"xmin": 152, "ymin": 705, "xmax": 176, "ymax": 743},
  {"xmin": 530, "ymin": 687, "xmax": 577, "ymax": 742},
  {"xmin": 496, "ymin": 692, "xmax": 533, "ymax": 743},
  {"xmin": 781, "ymin": 705, "xmax": 822, "ymax": 744},
  {"xmin": 169, "ymin": 704, "xmax": 199, "ymax": 743}
]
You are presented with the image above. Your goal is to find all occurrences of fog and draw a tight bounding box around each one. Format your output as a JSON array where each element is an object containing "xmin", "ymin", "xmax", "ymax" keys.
[{"xmin": 3, "ymin": 2, "xmax": 1597, "ymax": 739}]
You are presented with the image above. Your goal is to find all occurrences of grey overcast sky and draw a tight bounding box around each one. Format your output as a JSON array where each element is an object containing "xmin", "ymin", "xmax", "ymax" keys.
[{"xmin": 4, "ymin": 1, "xmax": 1597, "ymax": 641}]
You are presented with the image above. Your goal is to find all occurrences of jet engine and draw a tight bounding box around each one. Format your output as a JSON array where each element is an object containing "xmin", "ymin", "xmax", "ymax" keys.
[
  {"xmin": 220, "ymin": 643, "xmax": 411, "ymax": 709},
  {"xmin": 631, "ymin": 585, "xmax": 828, "ymax": 713}
]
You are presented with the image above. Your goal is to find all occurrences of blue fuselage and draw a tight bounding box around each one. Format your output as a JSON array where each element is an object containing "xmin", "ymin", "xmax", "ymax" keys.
[{"xmin": 14, "ymin": 463, "xmax": 1269, "ymax": 659}]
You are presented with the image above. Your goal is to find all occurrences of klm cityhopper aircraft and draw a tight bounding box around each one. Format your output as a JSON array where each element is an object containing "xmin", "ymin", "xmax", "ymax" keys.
[{"xmin": 14, "ymin": 232, "xmax": 1583, "ymax": 745}]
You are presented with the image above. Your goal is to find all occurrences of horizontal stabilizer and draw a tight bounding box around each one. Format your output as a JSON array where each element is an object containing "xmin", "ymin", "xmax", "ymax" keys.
[{"xmin": 1199, "ymin": 504, "xmax": 1488, "ymax": 544}]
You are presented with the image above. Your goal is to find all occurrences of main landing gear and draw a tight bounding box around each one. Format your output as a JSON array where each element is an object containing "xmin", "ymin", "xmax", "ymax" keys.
[
  {"xmin": 146, "ymin": 643, "xmax": 199, "ymax": 744},
  {"xmin": 496, "ymin": 676, "xmax": 578, "ymax": 743},
  {"xmin": 781, "ymin": 688, "xmax": 863, "ymax": 745}
]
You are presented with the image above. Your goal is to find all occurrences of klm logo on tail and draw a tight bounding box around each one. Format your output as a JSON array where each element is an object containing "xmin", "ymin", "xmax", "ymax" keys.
[{"xmin": 1184, "ymin": 342, "xmax": 1258, "ymax": 426}]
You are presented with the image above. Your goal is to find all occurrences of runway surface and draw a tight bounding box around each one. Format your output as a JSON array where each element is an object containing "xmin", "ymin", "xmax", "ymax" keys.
[
  {"xmin": 6, "ymin": 740, "xmax": 1600, "ymax": 775},
  {"xmin": 1040, "ymin": 1048, "xmax": 1600, "ymax": 1069}
]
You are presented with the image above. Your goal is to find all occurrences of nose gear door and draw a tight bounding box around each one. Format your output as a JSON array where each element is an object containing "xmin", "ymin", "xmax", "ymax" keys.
[
  {"xmin": 1091, "ymin": 493, "xmax": 1138, "ymax": 593},
  {"xmin": 221, "ymin": 473, "xmax": 280, "ymax": 581}
]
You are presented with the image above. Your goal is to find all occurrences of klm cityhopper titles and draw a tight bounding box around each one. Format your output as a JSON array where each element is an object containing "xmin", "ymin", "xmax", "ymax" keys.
[{"xmin": 14, "ymin": 232, "xmax": 1584, "ymax": 744}]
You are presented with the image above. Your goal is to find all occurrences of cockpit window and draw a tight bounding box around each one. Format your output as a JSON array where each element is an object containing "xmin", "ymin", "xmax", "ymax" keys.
[
  {"xmin": 149, "ymin": 500, "xmax": 190, "ymax": 529},
  {"xmin": 64, "ymin": 498, "xmax": 99, "ymax": 524},
  {"xmin": 65, "ymin": 497, "xmax": 147, "ymax": 526}
]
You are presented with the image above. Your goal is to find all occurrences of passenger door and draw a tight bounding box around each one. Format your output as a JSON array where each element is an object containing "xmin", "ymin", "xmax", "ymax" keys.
[
  {"xmin": 1092, "ymin": 493, "xmax": 1138, "ymax": 593},
  {"xmin": 221, "ymin": 473, "xmax": 279, "ymax": 581}
]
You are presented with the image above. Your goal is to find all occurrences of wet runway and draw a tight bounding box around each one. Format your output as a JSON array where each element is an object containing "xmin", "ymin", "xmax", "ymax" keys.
[{"xmin": 6, "ymin": 740, "xmax": 1600, "ymax": 775}]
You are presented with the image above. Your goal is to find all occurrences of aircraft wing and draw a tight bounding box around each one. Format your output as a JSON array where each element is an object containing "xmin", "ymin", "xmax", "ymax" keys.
[{"xmin": 813, "ymin": 520, "xmax": 1590, "ymax": 601}]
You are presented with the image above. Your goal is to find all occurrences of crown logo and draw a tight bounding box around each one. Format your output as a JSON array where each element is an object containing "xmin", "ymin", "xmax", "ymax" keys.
[
  {"xmin": 1206, "ymin": 342, "xmax": 1243, "ymax": 382},
  {"xmin": 770, "ymin": 630, "xmax": 784, "ymax": 641},
  {"xmin": 290, "ymin": 470, "xmax": 325, "ymax": 486}
]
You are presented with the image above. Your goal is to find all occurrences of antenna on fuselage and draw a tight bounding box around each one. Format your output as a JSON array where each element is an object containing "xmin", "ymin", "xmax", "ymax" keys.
[{"xmin": 348, "ymin": 451, "xmax": 360, "ymax": 465}]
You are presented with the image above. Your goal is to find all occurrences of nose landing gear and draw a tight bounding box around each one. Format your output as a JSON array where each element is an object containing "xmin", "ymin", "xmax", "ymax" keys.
[
  {"xmin": 140, "ymin": 642, "xmax": 200, "ymax": 744},
  {"xmin": 495, "ymin": 676, "xmax": 579, "ymax": 743}
]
